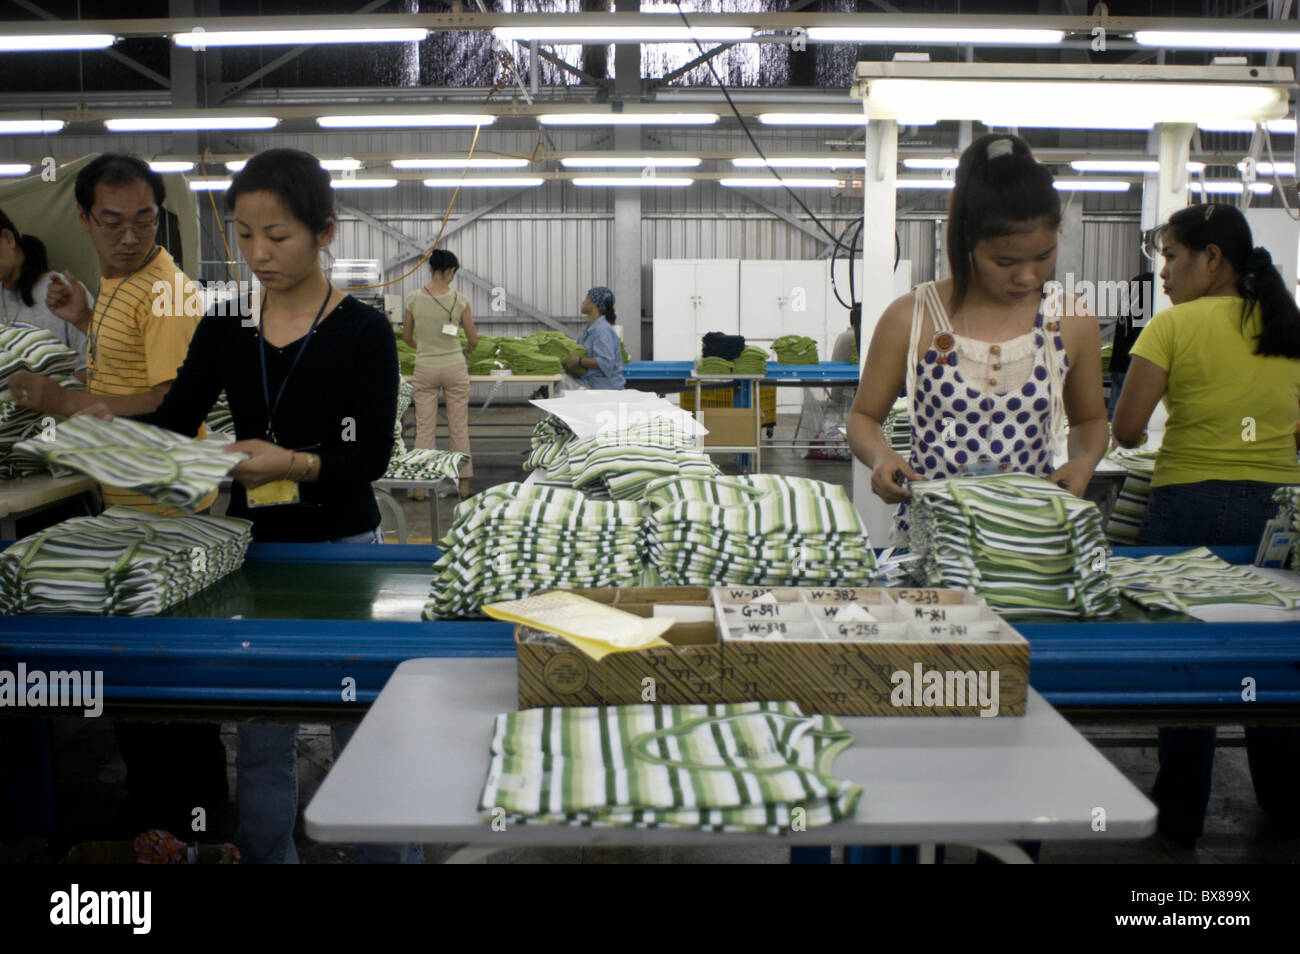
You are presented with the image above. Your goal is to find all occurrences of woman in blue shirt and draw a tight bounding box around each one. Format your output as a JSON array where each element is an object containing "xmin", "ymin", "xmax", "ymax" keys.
[{"xmin": 562, "ymin": 285, "xmax": 625, "ymax": 390}]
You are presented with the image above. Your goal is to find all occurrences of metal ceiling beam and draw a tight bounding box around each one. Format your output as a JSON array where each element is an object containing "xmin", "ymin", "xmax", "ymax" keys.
[
  {"xmin": 9, "ymin": 0, "xmax": 170, "ymax": 89},
  {"xmin": 728, "ymin": 187, "xmax": 839, "ymax": 252},
  {"xmin": 532, "ymin": 47, "xmax": 611, "ymax": 89}
]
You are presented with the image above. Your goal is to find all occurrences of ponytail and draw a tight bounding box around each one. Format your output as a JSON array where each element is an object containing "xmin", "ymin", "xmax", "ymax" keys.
[
  {"xmin": 15, "ymin": 233, "xmax": 48, "ymax": 307},
  {"xmin": 603, "ymin": 304, "xmax": 616, "ymax": 324}
]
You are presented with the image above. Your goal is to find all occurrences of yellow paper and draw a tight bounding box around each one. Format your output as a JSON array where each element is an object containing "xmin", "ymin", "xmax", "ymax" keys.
[
  {"xmin": 246, "ymin": 479, "xmax": 300, "ymax": 508},
  {"xmin": 484, "ymin": 592, "xmax": 673, "ymax": 661}
]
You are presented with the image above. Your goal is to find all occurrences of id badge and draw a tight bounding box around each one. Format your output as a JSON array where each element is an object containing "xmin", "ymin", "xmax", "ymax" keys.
[
  {"xmin": 442, "ymin": 322, "xmax": 459, "ymax": 337},
  {"xmin": 962, "ymin": 455, "xmax": 1009, "ymax": 477},
  {"xmin": 247, "ymin": 479, "xmax": 300, "ymax": 508}
]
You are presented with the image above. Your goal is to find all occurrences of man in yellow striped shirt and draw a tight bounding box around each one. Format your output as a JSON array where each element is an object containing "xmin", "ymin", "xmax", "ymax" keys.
[{"xmin": 11, "ymin": 154, "xmax": 212, "ymax": 513}]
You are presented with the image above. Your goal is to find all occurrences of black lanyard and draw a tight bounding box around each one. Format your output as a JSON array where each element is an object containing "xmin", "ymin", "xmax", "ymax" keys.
[{"xmin": 257, "ymin": 285, "xmax": 333, "ymax": 444}]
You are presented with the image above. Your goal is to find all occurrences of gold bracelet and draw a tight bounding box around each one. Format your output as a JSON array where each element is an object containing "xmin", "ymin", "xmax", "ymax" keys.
[{"xmin": 280, "ymin": 452, "xmax": 297, "ymax": 482}]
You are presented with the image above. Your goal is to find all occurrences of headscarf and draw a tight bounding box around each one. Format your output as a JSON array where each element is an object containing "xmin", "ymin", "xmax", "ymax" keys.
[{"xmin": 586, "ymin": 285, "xmax": 615, "ymax": 320}]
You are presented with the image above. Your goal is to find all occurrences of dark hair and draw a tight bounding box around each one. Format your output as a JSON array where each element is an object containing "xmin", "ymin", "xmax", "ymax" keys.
[
  {"xmin": 1158, "ymin": 203, "xmax": 1300, "ymax": 359},
  {"xmin": 74, "ymin": 154, "xmax": 165, "ymax": 212},
  {"xmin": 0, "ymin": 208, "xmax": 50, "ymax": 307},
  {"xmin": 947, "ymin": 133, "xmax": 1061, "ymax": 307},
  {"xmin": 602, "ymin": 303, "xmax": 616, "ymax": 324},
  {"xmin": 226, "ymin": 148, "xmax": 334, "ymax": 234},
  {"xmin": 428, "ymin": 249, "xmax": 459, "ymax": 275}
]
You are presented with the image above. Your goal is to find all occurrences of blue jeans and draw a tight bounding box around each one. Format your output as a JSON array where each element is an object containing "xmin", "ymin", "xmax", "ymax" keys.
[
  {"xmin": 1138, "ymin": 480, "xmax": 1300, "ymax": 841},
  {"xmin": 235, "ymin": 525, "xmax": 423, "ymax": 864}
]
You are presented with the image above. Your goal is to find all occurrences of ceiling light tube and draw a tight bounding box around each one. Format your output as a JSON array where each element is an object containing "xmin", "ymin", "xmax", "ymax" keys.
[
  {"xmin": 189, "ymin": 179, "xmax": 231, "ymax": 191},
  {"xmin": 732, "ymin": 157, "xmax": 866, "ymax": 169},
  {"xmin": 318, "ymin": 115, "xmax": 494, "ymax": 128},
  {"xmin": 107, "ymin": 116, "xmax": 279, "ymax": 132},
  {"xmin": 896, "ymin": 178, "xmax": 954, "ymax": 190},
  {"xmin": 174, "ymin": 29, "xmax": 428, "ymax": 48},
  {"xmin": 1198, "ymin": 118, "xmax": 1296, "ymax": 133},
  {"xmin": 393, "ymin": 158, "xmax": 529, "ymax": 169},
  {"xmin": 1054, "ymin": 180, "xmax": 1131, "ymax": 192},
  {"xmin": 422, "ymin": 178, "xmax": 544, "ymax": 188},
  {"xmin": 330, "ymin": 178, "xmax": 398, "ymax": 189},
  {"xmin": 1136, "ymin": 30, "xmax": 1300, "ymax": 51},
  {"xmin": 758, "ymin": 113, "xmax": 865, "ymax": 126},
  {"xmin": 901, "ymin": 157, "xmax": 958, "ymax": 170},
  {"xmin": 0, "ymin": 120, "xmax": 65, "ymax": 134},
  {"xmin": 539, "ymin": 113, "xmax": 717, "ymax": 125},
  {"xmin": 720, "ymin": 177, "xmax": 841, "ymax": 188},
  {"xmin": 0, "ymin": 34, "xmax": 115, "ymax": 52},
  {"xmin": 561, "ymin": 156, "xmax": 701, "ymax": 168},
  {"xmin": 571, "ymin": 177, "xmax": 693, "ymax": 187},
  {"xmin": 1249, "ymin": 160, "xmax": 1296, "ymax": 176},
  {"xmin": 0, "ymin": 163, "xmax": 32, "ymax": 176},
  {"xmin": 1189, "ymin": 181, "xmax": 1274, "ymax": 194},
  {"xmin": 1069, "ymin": 160, "xmax": 1207, "ymax": 174},
  {"xmin": 808, "ymin": 27, "xmax": 1061, "ymax": 46},
  {"xmin": 493, "ymin": 27, "xmax": 751, "ymax": 43},
  {"xmin": 148, "ymin": 161, "xmax": 195, "ymax": 173}
]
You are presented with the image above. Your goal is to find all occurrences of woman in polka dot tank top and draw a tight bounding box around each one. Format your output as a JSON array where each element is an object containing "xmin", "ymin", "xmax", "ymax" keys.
[{"xmin": 848, "ymin": 133, "xmax": 1110, "ymax": 546}]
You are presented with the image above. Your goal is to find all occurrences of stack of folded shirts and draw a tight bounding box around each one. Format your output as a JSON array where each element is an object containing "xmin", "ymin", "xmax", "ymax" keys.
[
  {"xmin": 771, "ymin": 334, "xmax": 818, "ymax": 365},
  {"xmin": 1109, "ymin": 546, "xmax": 1300, "ymax": 614},
  {"xmin": 0, "ymin": 326, "xmax": 79, "ymax": 384},
  {"xmin": 460, "ymin": 333, "xmax": 509, "ymax": 374},
  {"xmin": 642, "ymin": 474, "xmax": 876, "ymax": 586},
  {"xmin": 0, "ymin": 375, "xmax": 84, "ymax": 478},
  {"xmin": 541, "ymin": 436, "xmax": 718, "ymax": 501},
  {"xmin": 204, "ymin": 392, "xmax": 235, "ymax": 440},
  {"xmin": 0, "ymin": 506, "xmax": 253, "ymax": 616},
  {"xmin": 496, "ymin": 339, "xmax": 564, "ymax": 375},
  {"xmin": 1273, "ymin": 486, "xmax": 1300, "ymax": 570},
  {"xmin": 479, "ymin": 701, "xmax": 861, "ymax": 834},
  {"xmin": 422, "ymin": 483, "xmax": 643, "ymax": 618},
  {"xmin": 882, "ymin": 397, "xmax": 910, "ymax": 453},
  {"xmin": 696, "ymin": 356, "xmax": 734, "ymax": 375},
  {"xmin": 390, "ymin": 376, "xmax": 414, "ymax": 459},
  {"xmin": 13, "ymin": 416, "xmax": 247, "ymax": 512},
  {"xmin": 731, "ymin": 346, "xmax": 769, "ymax": 375},
  {"xmin": 384, "ymin": 448, "xmax": 467, "ymax": 481},
  {"xmin": 1104, "ymin": 447, "xmax": 1158, "ymax": 545},
  {"xmin": 523, "ymin": 417, "xmax": 577, "ymax": 473},
  {"xmin": 906, "ymin": 473, "xmax": 1120, "ymax": 619},
  {"xmin": 701, "ymin": 332, "xmax": 746, "ymax": 361},
  {"xmin": 524, "ymin": 331, "xmax": 584, "ymax": 363}
]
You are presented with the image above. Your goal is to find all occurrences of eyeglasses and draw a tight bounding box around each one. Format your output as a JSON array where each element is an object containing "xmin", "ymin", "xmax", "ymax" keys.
[{"xmin": 87, "ymin": 210, "xmax": 160, "ymax": 240}]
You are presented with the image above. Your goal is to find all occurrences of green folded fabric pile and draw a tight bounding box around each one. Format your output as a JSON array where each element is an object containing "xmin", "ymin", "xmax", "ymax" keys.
[
  {"xmin": 1104, "ymin": 447, "xmax": 1157, "ymax": 545},
  {"xmin": 906, "ymin": 472, "xmax": 1120, "ymax": 619},
  {"xmin": 384, "ymin": 448, "xmax": 468, "ymax": 481},
  {"xmin": 771, "ymin": 334, "xmax": 819, "ymax": 365},
  {"xmin": 696, "ymin": 355, "xmax": 734, "ymax": 375},
  {"xmin": 621, "ymin": 339, "xmax": 630, "ymax": 364},
  {"xmin": 422, "ymin": 482, "xmax": 643, "ymax": 618},
  {"xmin": 732, "ymin": 346, "xmax": 769, "ymax": 375},
  {"xmin": 882, "ymin": 396, "xmax": 910, "ymax": 454},
  {"xmin": 497, "ymin": 339, "xmax": 564, "ymax": 375},
  {"xmin": 395, "ymin": 328, "xmax": 416, "ymax": 376},
  {"xmin": 1109, "ymin": 546, "xmax": 1300, "ymax": 614},
  {"xmin": 478, "ymin": 700, "xmax": 862, "ymax": 834},
  {"xmin": 526, "ymin": 331, "xmax": 588, "ymax": 376},
  {"xmin": 1273, "ymin": 486, "xmax": 1300, "ymax": 570},
  {"xmin": 459, "ymin": 332, "xmax": 509, "ymax": 374},
  {"xmin": 204, "ymin": 392, "xmax": 235, "ymax": 440},
  {"xmin": 0, "ymin": 375, "xmax": 84, "ymax": 478},
  {"xmin": 13, "ymin": 415, "xmax": 248, "ymax": 513},
  {"xmin": 642, "ymin": 474, "xmax": 876, "ymax": 586},
  {"xmin": 0, "ymin": 506, "xmax": 253, "ymax": 616},
  {"xmin": 0, "ymin": 326, "xmax": 80, "ymax": 382}
]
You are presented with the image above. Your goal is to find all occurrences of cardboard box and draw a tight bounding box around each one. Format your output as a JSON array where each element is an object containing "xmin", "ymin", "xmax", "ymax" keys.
[
  {"xmin": 700, "ymin": 407, "xmax": 757, "ymax": 448},
  {"xmin": 514, "ymin": 586, "xmax": 1029, "ymax": 716}
]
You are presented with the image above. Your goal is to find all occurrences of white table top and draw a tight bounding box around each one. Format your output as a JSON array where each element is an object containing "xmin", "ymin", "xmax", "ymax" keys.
[
  {"xmin": 0, "ymin": 473, "xmax": 95, "ymax": 518},
  {"xmin": 304, "ymin": 658, "xmax": 1155, "ymax": 846}
]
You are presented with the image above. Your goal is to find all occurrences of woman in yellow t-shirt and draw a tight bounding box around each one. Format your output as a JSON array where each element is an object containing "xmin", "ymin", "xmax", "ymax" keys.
[
  {"xmin": 402, "ymin": 248, "xmax": 475, "ymax": 499},
  {"xmin": 1114, "ymin": 201, "xmax": 1300, "ymax": 847}
]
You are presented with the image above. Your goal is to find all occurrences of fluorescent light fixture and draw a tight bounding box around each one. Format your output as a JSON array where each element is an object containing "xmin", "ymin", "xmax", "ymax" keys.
[
  {"xmin": 493, "ymin": 27, "xmax": 751, "ymax": 43},
  {"xmin": 896, "ymin": 178, "xmax": 954, "ymax": 190},
  {"xmin": 867, "ymin": 78, "xmax": 1286, "ymax": 127},
  {"xmin": 0, "ymin": 163, "xmax": 32, "ymax": 176},
  {"xmin": 1198, "ymin": 118, "xmax": 1296, "ymax": 133},
  {"xmin": 330, "ymin": 178, "xmax": 398, "ymax": 189},
  {"xmin": 1054, "ymin": 180, "xmax": 1131, "ymax": 192},
  {"xmin": 758, "ymin": 113, "xmax": 865, "ymax": 126},
  {"xmin": 148, "ymin": 161, "xmax": 195, "ymax": 173},
  {"xmin": 1189, "ymin": 181, "xmax": 1274, "ymax": 194},
  {"xmin": 189, "ymin": 179, "xmax": 231, "ymax": 191},
  {"xmin": 561, "ymin": 156, "xmax": 701, "ymax": 168},
  {"xmin": 106, "ymin": 116, "xmax": 279, "ymax": 132},
  {"xmin": 0, "ymin": 34, "xmax": 115, "ymax": 52},
  {"xmin": 0, "ymin": 120, "xmax": 64, "ymax": 134},
  {"xmin": 539, "ymin": 113, "xmax": 717, "ymax": 126},
  {"xmin": 1249, "ymin": 160, "xmax": 1296, "ymax": 176},
  {"xmin": 1136, "ymin": 30, "xmax": 1300, "ymax": 51},
  {"xmin": 174, "ymin": 29, "xmax": 428, "ymax": 48},
  {"xmin": 808, "ymin": 27, "xmax": 1061, "ymax": 46},
  {"xmin": 393, "ymin": 158, "xmax": 529, "ymax": 169},
  {"xmin": 1070, "ymin": 160, "xmax": 1207, "ymax": 174},
  {"xmin": 226, "ymin": 157, "xmax": 360, "ymax": 173},
  {"xmin": 571, "ymin": 177, "xmax": 693, "ymax": 187},
  {"xmin": 317, "ymin": 114, "xmax": 494, "ymax": 128},
  {"xmin": 422, "ymin": 177, "xmax": 544, "ymax": 188},
  {"xmin": 732, "ymin": 157, "xmax": 866, "ymax": 169},
  {"xmin": 719, "ymin": 177, "xmax": 841, "ymax": 188},
  {"xmin": 902, "ymin": 157, "xmax": 958, "ymax": 170}
]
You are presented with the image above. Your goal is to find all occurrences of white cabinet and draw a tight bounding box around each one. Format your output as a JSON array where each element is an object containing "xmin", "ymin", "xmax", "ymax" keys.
[{"xmin": 651, "ymin": 259, "xmax": 740, "ymax": 360}]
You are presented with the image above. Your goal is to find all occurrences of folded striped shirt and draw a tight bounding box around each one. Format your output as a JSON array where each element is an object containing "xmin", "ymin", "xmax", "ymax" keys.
[
  {"xmin": 1104, "ymin": 447, "xmax": 1157, "ymax": 546},
  {"xmin": 384, "ymin": 448, "xmax": 467, "ymax": 481},
  {"xmin": 479, "ymin": 701, "xmax": 862, "ymax": 834},
  {"xmin": 1272, "ymin": 486, "xmax": 1300, "ymax": 570},
  {"xmin": 1109, "ymin": 546, "xmax": 1300, "ymax": 614},
  {"xmin": 13, "ymin": 415, "xmax": 247, "ymax": 513},
  {"xmin": 0, "ymin": 326, "xmax": 79, "ymax": 386}
]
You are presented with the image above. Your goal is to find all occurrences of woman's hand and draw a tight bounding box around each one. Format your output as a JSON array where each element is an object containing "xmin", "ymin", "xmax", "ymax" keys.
[
  {"xmin": 562, "ymin": 353, "xmax": 581, "ymax": 371},
  {"xmin": 1046, "ymin": 458, "xmax": 1095, "ymax": 498},
  {"xmin": 871, "ymin": 451, "xmax": 922, "ymax": 503},
  {"xmin": 223, "ymin": 439, "xmax": 294, "ymax": 490}
]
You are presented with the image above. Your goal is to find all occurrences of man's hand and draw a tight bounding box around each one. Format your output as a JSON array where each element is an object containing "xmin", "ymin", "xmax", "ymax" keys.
[
  {"xmin": 9, "ymin": 370, "xmax": 70, "ymax": 416},
  {"xmin": 46, "ymin": 272, "xmax": 92, "ymax": 330},
  {"xmin": 223, "ymin": 439, "xmax": 293, "ymax": 490}
]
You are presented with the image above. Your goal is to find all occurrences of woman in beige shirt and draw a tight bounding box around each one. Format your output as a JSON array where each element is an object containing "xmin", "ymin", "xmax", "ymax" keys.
[{"xmin": 402, "ymin": 249, "xmax": 476, "ymax": 498}]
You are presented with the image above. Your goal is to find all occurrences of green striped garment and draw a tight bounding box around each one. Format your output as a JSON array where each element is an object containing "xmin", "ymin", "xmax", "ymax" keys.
[
  {"xmin": 203, "ymin": 392, "xmax": 235, "ymax": 440},
  {"xmin": 384, "ymin": 448, "xmax": 467, "ymax": 481},
  {"xmin": 391, "ymin": 376, "xmax": 415, "ymax": 460},
  {"xmin": 907, "ymin": 473, "xmax": 1120, "ymax": 619},
  {"xmin": 479, "ymin": 701, "xmax": 862, "ymax": 834},
  {"xmin": 0, "ymin": 326, "xmax": 80, "ymax": 384},
  {"xmin": 13, "ymin": 415, "xmax": 248, "ymax": 513},
  {"xmin": 1104, "ymin": 447, "xmax": 1157, "ymax": 546},
  {"xmin": 882, "ymin": 397, "xmax": 910, "ymax": 453},
  {"xmin": 1272, "ymin": 486, "xmax": 1300, "ymax": 570},
  {"xmin": 0, "ymin": 505, "xmax": 252, "ymax": 616},
  {"xmin": 0, "ymin": 375, "xmax": 84, "ymax": 478},
  {"xmin": 1109, "ymin": 546, "xmax": 1300, "ymax": 614}
]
